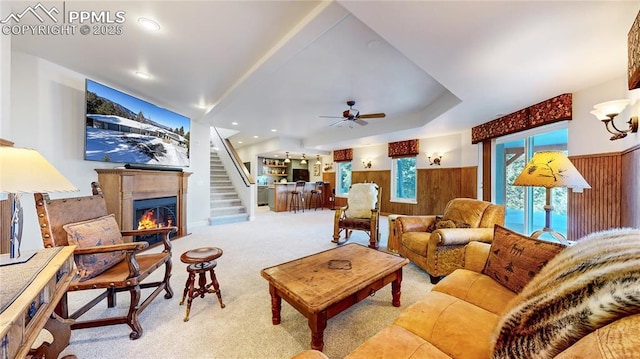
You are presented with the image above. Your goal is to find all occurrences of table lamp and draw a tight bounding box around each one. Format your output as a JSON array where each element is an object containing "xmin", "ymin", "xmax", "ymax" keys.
[
  {"xmin": 0, "ymin": 146, "xmax": 78, "ymax": 264},
  {"xmin": 512, "ymin": 151, "xmax": 590, "ymax": 244}
]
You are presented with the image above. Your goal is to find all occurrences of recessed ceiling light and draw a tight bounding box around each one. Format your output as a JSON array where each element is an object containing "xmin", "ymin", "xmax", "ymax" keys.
[
  {"xmin": 134, "ymin": 71, "xmax": 151, "ymax": 79},
  {"xmin": 253, "ymin": 136, "xmax": 259, "ymax": 139},
  {"xmin": 271, "ymin": 129, "xmax": 277, "ymax": 132},
  {"xmin": 231, "ymin": 122, "xmax": 238, "ymax": 126},
  {"xmin": 138, "ymin": 18, "xmax": 160, "ymax": 31},
  {"xmin": 238, "ymin": 141, "xmax": 243, "ymax": 144}
]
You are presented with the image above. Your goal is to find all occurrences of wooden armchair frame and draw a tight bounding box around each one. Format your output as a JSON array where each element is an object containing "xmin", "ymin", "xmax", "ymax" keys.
[
  {"xmin": 34, "ymin": 182, "xmax": 176, "ymax": 340},
  {"xmin": 332, "ymin": 183, "xmax": 382, "ymax": 249}
]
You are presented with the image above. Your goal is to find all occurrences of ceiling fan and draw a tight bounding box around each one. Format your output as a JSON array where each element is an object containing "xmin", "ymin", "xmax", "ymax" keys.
[{"xmin": 320, "ymin": 100, "xmax": 386, "ymax": 127}]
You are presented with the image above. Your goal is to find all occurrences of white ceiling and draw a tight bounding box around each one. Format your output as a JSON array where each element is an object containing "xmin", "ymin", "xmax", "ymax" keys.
[{"xmin": 8, "ymin": 1, "xmax": 640, "ymax": 159}]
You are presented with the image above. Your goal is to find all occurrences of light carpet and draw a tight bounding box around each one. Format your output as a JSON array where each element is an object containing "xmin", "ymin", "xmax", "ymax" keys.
[{"xmin": 59, "ymin": 207, "xmax": 432, "ymax": 359}]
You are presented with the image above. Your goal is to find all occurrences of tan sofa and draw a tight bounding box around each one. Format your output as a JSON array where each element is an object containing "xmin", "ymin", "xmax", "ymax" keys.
[
  {"xmin": 294, "ymin": 227, "xmax": 640, "ymax": 359},
  {"xmin": 397, "ymin": 198, "xmax": 505, "ymax": 283}
]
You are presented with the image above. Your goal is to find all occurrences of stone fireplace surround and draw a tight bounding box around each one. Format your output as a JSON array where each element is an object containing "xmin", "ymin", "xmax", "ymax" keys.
[{"xmin": 95, "ymin": 168, "xmax": 191, "ymax": 243}]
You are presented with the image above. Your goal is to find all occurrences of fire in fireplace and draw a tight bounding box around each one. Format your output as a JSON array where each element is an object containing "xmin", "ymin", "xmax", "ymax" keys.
[{"xmin": 133, "ymin": 196, "xmax": 178, "ymax": 246}]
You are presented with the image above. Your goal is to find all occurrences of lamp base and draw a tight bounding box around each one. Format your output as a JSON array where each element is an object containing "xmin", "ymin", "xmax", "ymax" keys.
[
  {"xmin": 0, "ymin": 250, "xmax": 36, "ymax": 267},
  {"xmin": 530, "ymin": 228, "xmax": 570, "ymax": 245}
]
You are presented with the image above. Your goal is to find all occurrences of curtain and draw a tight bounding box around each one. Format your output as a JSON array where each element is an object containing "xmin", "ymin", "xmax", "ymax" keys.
[
  {"xmin": 333, "ymin": 148, "xmax": 353, "ymax": 162},
  {"xmin": 388, "ymin": 139, "xmax": 419, "ymax": 158}
]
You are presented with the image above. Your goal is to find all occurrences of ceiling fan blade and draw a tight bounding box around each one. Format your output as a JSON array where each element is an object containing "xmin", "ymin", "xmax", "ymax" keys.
[
  {"xmin": 354, "ymin": 119, "xmax": 368, "ymax": 126},
  {"xmin": 330, "ymin": 119, "xmax": 347, "ymax": 127},
  {"xmin": 320, "ymin": 115, "xmax": 345, "ymax": 119},
  {"xmin": 358, "ymin": 113, "xmax": 386, "ymax": 119}
]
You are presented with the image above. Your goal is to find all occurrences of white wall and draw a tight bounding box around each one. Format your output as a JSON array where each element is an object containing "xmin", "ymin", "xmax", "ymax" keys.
[
  {"xmin": 345, "ymin": 132, "xmax": 476, "ymax": 172},
  {"xmin": 7, "ymin": 52, "xmax": 211, "ymax": 251},
  {"xmin": 570, "ymin": 76, "xmax": 640, "ymax": 155}
]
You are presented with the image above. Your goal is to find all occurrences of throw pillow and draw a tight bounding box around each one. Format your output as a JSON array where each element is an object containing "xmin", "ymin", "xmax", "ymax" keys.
[
  {"xmin": 63, "ymin": 214, "xmax": 125, "ymax": 282},
  {"xmin": 435, "ymin": 219, "xmax": 456, "ymax": 229},
  {"xmin": 483, "ymin": 225, "xmax": 565, "ymax": 293},
  {"xmin": 426, "ymin": 216, "xmax": 443, "ymax": 232},
  {"xmin": 492, "ymin": 228, "xmax": 640, "ymax": 359},
  {"xmin": 345, "ymin": 183, "xmax": 379, "ymax": 219}
]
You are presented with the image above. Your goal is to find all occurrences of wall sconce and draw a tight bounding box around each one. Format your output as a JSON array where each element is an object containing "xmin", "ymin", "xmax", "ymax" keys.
[
  {"xmin": 590, "ymin": 99, "xmax": 638, "ymax": 140},
  {"xmin": 362, "ymin": 159, "xmax": 372, "ymax": 169},
  {"xmin": 300, "ymin": 153, "xmax": 307, "ymax": 165},
  {"xmin": 428, "ymin": 153, "xmax": 442, "ymax": 166},
  {"xmin": 315, "ymin": 155, "xmax": 321, "ymax": 165},
  {"xmin": 284, "ymin": 152, "xmax": 290, "ymax": 163}
]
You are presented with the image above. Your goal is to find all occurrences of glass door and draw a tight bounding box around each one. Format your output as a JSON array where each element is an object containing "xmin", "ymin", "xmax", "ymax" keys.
[{"xmin": 495, "ymin": 128, "xmax": 568, "ymax": 237}]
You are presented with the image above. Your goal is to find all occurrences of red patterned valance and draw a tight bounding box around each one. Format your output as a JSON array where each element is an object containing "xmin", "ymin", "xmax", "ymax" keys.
[
  {"xmin": 333, "ymin": 148, "xmax": 353, "ymax": 162},
  {"xmin": 388, "ymin": 139, "xmax": 420, "ymax": 158},
  {"xmin": 629, "ymin": 10, "xmax": 640, "ymax": 90},
  {"xmin": 471, "ymin": 93, "xmax": 572, "ymax": 144}
]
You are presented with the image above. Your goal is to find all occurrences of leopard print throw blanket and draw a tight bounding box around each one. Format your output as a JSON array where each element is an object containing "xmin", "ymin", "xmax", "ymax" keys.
[{"xmin": 492, "ymin": 228, "xmax": 640, "ymax": 359}]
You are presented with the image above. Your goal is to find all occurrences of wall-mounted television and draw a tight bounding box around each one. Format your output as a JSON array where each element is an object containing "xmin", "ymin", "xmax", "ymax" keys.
[{"xmin": 84, "ymin": 79, "xmax": 190, "ymax": 167}]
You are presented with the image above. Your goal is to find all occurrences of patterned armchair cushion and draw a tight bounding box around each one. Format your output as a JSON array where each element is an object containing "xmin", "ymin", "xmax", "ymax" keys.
[
  {"xmin": 345, "ymin": 183, "xmax": 378, "ymax": 219},
  {"xmin": 483, "ymin": 225, "xmax": 565, "ymax": 293},
  {"xmin": 63, "ymin": 214, "xmax": 125, "ymax": 281}
]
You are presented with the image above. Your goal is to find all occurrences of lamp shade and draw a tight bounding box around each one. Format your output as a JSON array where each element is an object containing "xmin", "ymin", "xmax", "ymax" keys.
[
  {"xmin": 590, "ymin": 109, "xmax": 609, "ymax": 121},
  {"xmin": 593, "ymin": 99, "xmax": 630, "ymax": 117},
  {"xmin": 0, "ymin": 147, "xmax": 78, "ymax": 193},
  {"xmin": 513, "ymin": 151, "xmax": 590, "ymax": 189}
]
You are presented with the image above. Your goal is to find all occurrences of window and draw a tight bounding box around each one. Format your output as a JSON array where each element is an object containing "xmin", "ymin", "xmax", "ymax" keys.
[
  {"xmin": 336, "ymin": 161, "xmax": 352, "ymax": 196},
  {"xmin": 495, "ymin": 127, "xmax": 568, "ymax": 238},
  {"xmin": 391, "ymin": 156, "xmax": 417, "ymax": 202}
]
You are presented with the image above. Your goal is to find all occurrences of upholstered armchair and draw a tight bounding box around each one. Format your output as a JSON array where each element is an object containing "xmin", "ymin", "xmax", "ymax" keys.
[
  {"xmin": 396, "ymin": 198, "xmax": 504, "ymax": 283},
  {"xmin": 332, "ymin": 183, "xmax": 382, "ymax": 249}
]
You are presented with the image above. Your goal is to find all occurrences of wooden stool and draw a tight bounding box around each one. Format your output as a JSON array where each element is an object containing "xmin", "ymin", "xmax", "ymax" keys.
[
  {"xmin": 288, "ymin": 181, "xmax": 306, "ymax": 213},
  {"xmin": 308, "ymin": 181, "xmax": 324, "ymax": 210},
  {"xmin": 179, "ymin": 247, "xmax": 225, "ymax": 322}
]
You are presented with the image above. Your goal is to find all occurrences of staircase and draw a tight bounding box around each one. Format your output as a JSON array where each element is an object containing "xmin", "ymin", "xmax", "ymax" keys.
[{"xmin": 208, "ymin": 151, "xmax": 249, "ymax": 225}]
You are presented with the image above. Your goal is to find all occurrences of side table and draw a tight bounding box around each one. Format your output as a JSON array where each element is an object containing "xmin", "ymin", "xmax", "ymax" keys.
[
  {"xmin": 387, "ymin": 215, "xmax": 404, "ymax": 253},
  {"xmin": 0, "ymin": 246, "xmax": 75, "ymax": 359}
]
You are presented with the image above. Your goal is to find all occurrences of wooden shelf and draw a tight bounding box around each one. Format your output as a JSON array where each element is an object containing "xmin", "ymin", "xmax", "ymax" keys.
[{"xmin": 265, "ymin": 165, "xmax": 287, "ymax": 168}]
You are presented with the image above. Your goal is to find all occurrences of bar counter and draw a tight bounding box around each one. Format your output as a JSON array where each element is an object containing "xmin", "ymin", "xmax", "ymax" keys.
[{"xmin": 271, "ymin": 182, "xmax": 331, "ymax": 212}]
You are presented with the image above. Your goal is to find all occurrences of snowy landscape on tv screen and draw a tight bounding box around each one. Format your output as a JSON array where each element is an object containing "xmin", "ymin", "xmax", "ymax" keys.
[{"xmin": 84, "ymin": 79, "xmax": 190, "ymax": 167}]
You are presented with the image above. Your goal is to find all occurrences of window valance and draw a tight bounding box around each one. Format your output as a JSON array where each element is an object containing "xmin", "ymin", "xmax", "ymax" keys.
[
  {"xmin": 333, "ymin": 148, "xmax": 353, "ymax": 162},
  {"xmin": 388, "ymin": 139, "xmax": 419, "ymax": 158},
  {"xmin": 471, "ymin": 93, "xmax": 572, "ymax": 144}
]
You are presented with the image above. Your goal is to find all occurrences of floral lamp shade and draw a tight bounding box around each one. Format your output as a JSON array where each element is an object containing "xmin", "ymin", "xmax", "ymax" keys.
[{"xmin": 513, "ymin": 151, "xmax": 590, "ymax": 189}]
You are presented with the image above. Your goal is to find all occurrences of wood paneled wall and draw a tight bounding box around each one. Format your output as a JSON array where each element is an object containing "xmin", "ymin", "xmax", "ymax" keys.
[
  {"xmin": 326, "ymin": 166, "xmax": 478, "ymax": 216},
  {"xmin": 0, "ymin": 199, "xmax": 11, "ymax": 254},
  {"xmin": 621, "ymin": 145, "xmax": 640, "ymax": 229},
  {"xmin": 569, "ymin": 145, "xmax": 640, "ymax": 238}
]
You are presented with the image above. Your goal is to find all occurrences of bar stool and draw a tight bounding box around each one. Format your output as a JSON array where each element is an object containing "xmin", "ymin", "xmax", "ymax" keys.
[
  {"xmin": 288, "ymin": 181, "xmax": 306, "ymax": 213},
  {"xmin": 308, "ymin": 181, "xmax": 324, "ymax": 210},
  {"xmin": 179, "ymin": 247, "xmax": 225, "ymax": 322}
]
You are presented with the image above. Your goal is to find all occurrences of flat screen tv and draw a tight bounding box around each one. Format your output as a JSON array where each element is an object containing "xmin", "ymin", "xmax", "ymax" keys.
[{"xmin": 84, "ymin": 79, "xmax": 190, "ymax": 167}]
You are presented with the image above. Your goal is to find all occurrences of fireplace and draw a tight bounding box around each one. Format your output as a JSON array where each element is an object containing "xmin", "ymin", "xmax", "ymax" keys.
[
  {"xmin": 133, "ymin": 196, "xmax": 179, "ymax": 246},
  {"xmin": 95, "ymin": 168, "xmax": 191, "ymax": 242}
]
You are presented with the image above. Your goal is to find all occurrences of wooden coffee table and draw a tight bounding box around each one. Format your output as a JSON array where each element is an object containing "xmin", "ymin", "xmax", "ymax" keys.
[{"xmin": 260, "ymin": 244, "xmax": 409, "ymax": 351}]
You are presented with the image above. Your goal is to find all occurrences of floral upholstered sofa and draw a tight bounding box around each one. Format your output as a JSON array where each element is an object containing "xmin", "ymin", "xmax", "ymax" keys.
[{"xmin": 293, "ymin": 226, "xmax": 640, "ymax": 359}]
